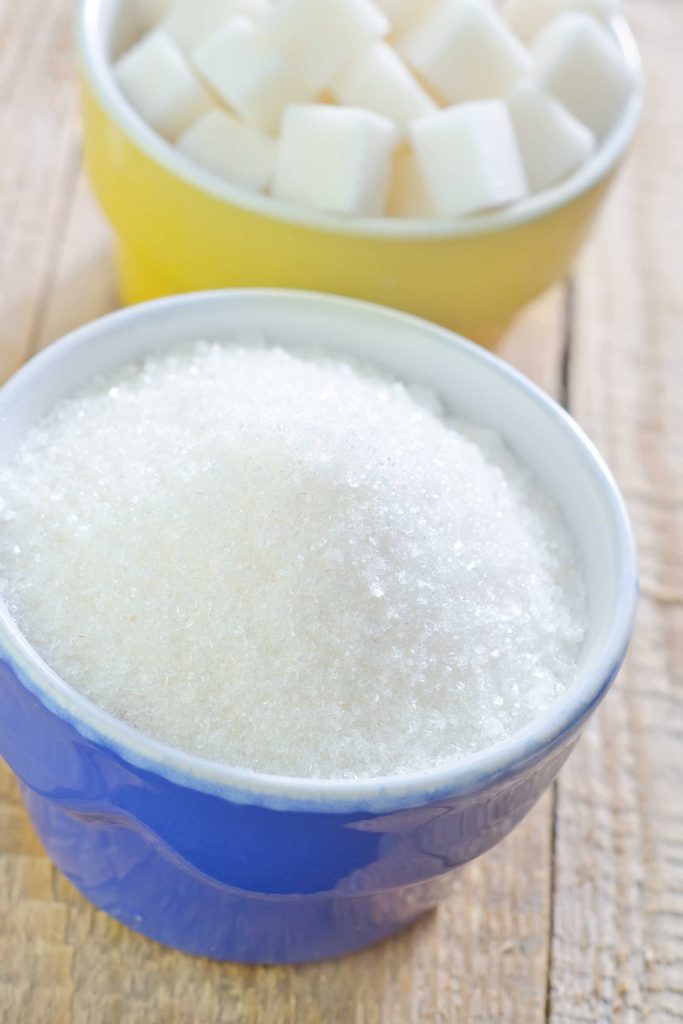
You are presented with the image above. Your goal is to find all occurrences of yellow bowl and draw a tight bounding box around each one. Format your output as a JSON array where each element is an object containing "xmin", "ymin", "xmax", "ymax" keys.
[{"xmin": 77, "ymin": 1, "xmax": 642, "ymax": 347}]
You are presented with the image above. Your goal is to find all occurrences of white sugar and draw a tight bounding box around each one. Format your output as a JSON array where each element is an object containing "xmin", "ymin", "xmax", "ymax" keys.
[{"xmin": 0, "ymin": 342, "xmax": 586, "ymax": 779}]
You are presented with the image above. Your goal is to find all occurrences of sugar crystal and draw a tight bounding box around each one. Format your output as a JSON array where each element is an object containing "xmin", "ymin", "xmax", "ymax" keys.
[{"xmin": 0, "ymin": 342, "xmax": 586, "ymax": 779}]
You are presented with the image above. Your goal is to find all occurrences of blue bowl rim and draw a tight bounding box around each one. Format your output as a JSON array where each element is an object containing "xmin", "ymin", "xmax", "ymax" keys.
[{"xmin": 0, "ymin": 290, "xmax": 638, "ymax": 813}]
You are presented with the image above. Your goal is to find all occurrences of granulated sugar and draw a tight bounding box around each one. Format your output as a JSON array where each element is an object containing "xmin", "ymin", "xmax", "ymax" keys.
[{"xmin": 0, "ymin": 341, "xmax": 586, "ymax": 779}]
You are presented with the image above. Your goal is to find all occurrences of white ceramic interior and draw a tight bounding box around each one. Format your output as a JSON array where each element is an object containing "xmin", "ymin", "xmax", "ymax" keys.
[
  {"xmin": 0, "ymin": 292, "xmax": 637, "ymax": 810},
  {"xmin": 79, "ymin": 0, "xmax": 644, "ymax": 239}
]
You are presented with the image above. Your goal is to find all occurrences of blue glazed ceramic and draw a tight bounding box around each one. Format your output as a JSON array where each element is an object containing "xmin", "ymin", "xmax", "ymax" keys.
[{"xmin": 0, "ymin": 292, "xmax": 637, "ymax": 963}]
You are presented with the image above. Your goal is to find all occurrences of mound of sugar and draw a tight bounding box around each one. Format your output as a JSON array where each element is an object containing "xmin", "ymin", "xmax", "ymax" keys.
[{"xmin": 0, "ymin": 342, "xmax": 586, "ymax": 779}]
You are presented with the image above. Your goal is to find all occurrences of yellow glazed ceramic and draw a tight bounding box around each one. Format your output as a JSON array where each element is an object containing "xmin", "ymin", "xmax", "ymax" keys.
[{"xmin": 78, "ymin": 0, "xmax": 642, "ymax": 347}]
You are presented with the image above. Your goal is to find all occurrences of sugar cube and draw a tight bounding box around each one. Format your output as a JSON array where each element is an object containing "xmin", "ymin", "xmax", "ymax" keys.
[
  {"xmin": 399, "ymin": 0, "xmax": 533, "ymax": 103},
  {"xmin": 163, "ymin": 0, "xmax": 269, "ymax": 53},
  {"xmin": 262, "ymin": 0, "xmax": 389, "ymax": 93},
  {"xmin": 387, "ymin": 145, "xmax": 433, "ymax": 216},
  {"xmin": 411, "ymin": 100, "xmax": 528, "ymax": 216},
  {"xmin": 534, "ymin": 13, "xmax": 636, "ymax": 137},
  {"xmin": 136, "ymin": 0, "xmax": 172, "ymax": 31},
  {"xmin": 177, "ymin": 109, "xmax": 276, "ymax": 191},
  {"xmin": 503, "ymin": 0, "xmax": 621, "ymax": 43},
  {"xmin": 273, "ymin": 104, "xmax": 398, "ymax": 216},
  {"xmin": 193, "ymin": 16, "xmax": 313, "ymax": 134},
  {"xmin": 332, "ymin": 42, "xmax": 436, "ymax": 134},
  {"xmin": 114, "ymin": 0, "xmax": 168, "ymax": 56},
  {"xmin": 115, "ymin": 30, "xmax": 212, "ymax": 140},
  {"xmin": 375, "ymin": 0, "xmax": 439, "ymax": 36},
  {"xmin": 507, "ymin": 81, "xmax": 595, "ymax": 191}
]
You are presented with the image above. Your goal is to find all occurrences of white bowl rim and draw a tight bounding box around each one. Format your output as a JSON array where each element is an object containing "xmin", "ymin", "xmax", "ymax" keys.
[
  {"xmin": 77, "ymin": 0, "xmax": 644, "ymax": 242},
  {"xmin": 0, "ymin": 290, "xmax": 638, "ymax": 812}
]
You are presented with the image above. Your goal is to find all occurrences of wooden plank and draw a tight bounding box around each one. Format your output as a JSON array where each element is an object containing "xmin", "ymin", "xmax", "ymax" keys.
[
  {"xmin": 0, "ymin": 0, "xmax": 567, "ymax": 1007},
  {"xmin": 0, "ymin": 161, "xmax": 568, "ymax": 1024},
  {"xmin": 32, "ymin": 171, "xmax": 119, "ymax": 354},
  {"xmin": 0, "ymin": 287, "xmax": 566, "ymax": 1023},
  {"xmin": 42, "ymin": 795, "xmax": 555, "ymax": 1024},
  {"xmin": 0, "ymin": 0, "xmax": 82, "ymax": 383},
  {"xmin": 0, "ymin": 0, "xmax": 601, "ymax": 1018},
  {"xmin": 548, "ymin": 3, "xmax": 683, "ymax": 1022}
]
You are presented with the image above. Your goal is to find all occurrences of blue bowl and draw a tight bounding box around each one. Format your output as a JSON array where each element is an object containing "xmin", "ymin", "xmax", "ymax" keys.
[{"xmin": 0, "ymin": 291, "xmax": 637, "ymax": 963}]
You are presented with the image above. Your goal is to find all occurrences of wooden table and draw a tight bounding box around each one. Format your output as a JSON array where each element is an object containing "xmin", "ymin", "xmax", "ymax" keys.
[{"xmin": 0, "ymin": 2, "xmax": 680, "ymax": 1021}]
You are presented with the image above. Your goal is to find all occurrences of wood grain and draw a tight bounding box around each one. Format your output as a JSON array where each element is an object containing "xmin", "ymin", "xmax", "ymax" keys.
[
  {"xmin": 547, "ymin": 5, "xmax": 683, "ymax": 1021},
  {"xmin": 0, "ymin": 0, "xmax": 82, "ymax": 382},
  {"xmin": 0, "ymin": 0, "xmax": 680, "ymax": 1020}
]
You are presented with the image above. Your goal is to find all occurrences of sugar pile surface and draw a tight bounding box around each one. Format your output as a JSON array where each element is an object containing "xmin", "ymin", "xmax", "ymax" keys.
[{"xmin": 0, "ymin": 343, "xmax": 586, "ymax": 779}]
